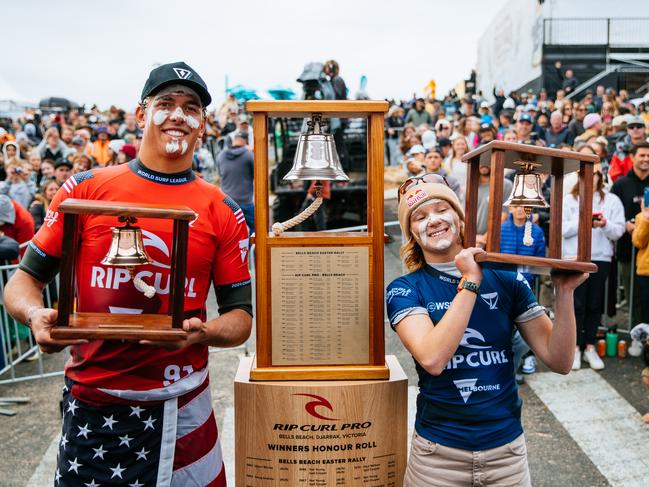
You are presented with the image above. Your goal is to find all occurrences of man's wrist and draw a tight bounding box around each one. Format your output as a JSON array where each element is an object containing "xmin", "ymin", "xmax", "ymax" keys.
[{"xmin": 25, "ymin": 305, "xmax": 42, "ymax": 329}]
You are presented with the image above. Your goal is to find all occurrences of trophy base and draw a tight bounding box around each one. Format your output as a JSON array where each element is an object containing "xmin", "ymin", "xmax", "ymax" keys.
[
  {"xmin": 249, "ymin": 358, "xmax": 390, "ymax": 381},
  {"xmin": 475, "ymin": 253, "xmax": 598, "ymax": 275},
  {"xmin": 51, "ymin": 312, "xmax": 187, "ymax": 341}
]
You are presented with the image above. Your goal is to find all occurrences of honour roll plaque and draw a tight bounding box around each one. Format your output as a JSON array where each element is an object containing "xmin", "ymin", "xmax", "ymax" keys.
[{"xmin": 271, "ymin": 247, "xmax": 369, "ymax": 366}]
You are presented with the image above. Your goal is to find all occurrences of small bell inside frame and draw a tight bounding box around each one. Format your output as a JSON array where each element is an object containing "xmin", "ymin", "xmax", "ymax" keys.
[
  {"xmin": 504, "ymin": 161, "xmax": 549, "ymax": 212},
  {"xmin": 504, "ymin": 160, "xmax": 549, "ymax": 246},
  {"xmin": 101, "ymin": 216, "xmax": 151, "ymax": 267},
  {"xmin": 283, "ymin": 113, "xmax": 349, "ymax": 182}
]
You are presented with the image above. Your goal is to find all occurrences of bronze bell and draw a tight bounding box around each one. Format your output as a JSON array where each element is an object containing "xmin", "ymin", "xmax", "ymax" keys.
[
  {"xmin": 101, "ymin": 216, "xmax": 151, "ymax": 267},
  {"xmin": 283, "ymin": 113, "xmax": 349, "ymax": 181},
  {"xmin": 504, "ymin": 162, "xmax": 549, "ymax": 210}
]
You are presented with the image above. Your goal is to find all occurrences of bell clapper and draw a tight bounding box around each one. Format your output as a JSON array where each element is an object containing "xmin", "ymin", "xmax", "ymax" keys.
[
  {"xmin": 272, "ymin": 181, "xmax": 324, "ymax": 236},
  {"xmin": 523, "ymin": 207, "xmax": 534, "ymax": 247},
  {"xmin": 128, "ymin": 266, "xmax": 156, "ymax": 298}
]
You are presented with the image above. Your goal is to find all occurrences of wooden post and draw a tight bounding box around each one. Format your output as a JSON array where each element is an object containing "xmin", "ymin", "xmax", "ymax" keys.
[
  {"xmin": 548, "ymin": 157, "xmax": 564, "ymax": 259},
  {"xmin": 577, "ymin": 162, "xmax": 594, "ymax": 263},
  {"xmin": 253, "ymin": 112, "xmax": 271, "ymax": 368},
  {"xmin": 368, "ymin": 113, "xmax": 385, "ymax": 368},
  {"xmin": 171, "ymin": 221, "xmax": 188, "ymax": 328},
  {"xmin": 486, "ymin": 149, "xmax": 505, "ymax": 253},
  {"xmin": 464, "ymin": 157, "xmax": 480, "ymax": 247},
  {"xmin": 56, "ymin": 213, "xmax": 78, "ymax": 327}
]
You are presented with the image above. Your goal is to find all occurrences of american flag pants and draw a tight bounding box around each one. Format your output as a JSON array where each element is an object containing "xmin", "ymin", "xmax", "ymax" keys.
[{"xmin": 56, "ymin": 379, "xmax": 226, "ymax": 486}]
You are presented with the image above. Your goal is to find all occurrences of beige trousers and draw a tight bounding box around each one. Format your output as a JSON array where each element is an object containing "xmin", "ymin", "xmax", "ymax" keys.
[{"xmin": 403, "ymin": 431, "xmax": 531, "ymax": 487}]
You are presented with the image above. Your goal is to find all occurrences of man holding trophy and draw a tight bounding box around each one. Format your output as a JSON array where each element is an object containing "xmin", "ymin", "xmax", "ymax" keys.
[{"xmin": 4, "ymin": 62, "xmax": 252, "ymax": 486}]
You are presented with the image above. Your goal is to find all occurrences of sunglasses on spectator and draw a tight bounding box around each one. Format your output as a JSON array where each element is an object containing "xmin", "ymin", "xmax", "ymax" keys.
[
  {"xmin": 576, "ymin": 108, "xmax": 586, "ymax": 112},
  {"xmin": 398, "ymin": 173, "xmax": 449, "ymax": 202},
  {"xmin": 628, "ymin": 124, "xmax": 644, "ymax": 130}
]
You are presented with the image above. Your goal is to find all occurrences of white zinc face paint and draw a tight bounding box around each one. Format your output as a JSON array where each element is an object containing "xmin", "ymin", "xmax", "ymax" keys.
[
  {"xmin": 413, "ymin": 199, "xmax": 459, "ymax": 251},
  {"xmin": 181, "ymin": 140, "xmax": 188, "ymax": 154},
  {"xmin": 166, "ymin": 141, "xmax": 180, "ymax": 154},
  {"xmin": 152, "ymin": 109, "xmax": 170, "ymax": 126}
]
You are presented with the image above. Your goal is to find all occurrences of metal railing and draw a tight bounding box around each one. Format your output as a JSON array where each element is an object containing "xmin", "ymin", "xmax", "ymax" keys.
[{"xmin": 544, "ymin": 17, "xmax": 649, "ymax": 46}]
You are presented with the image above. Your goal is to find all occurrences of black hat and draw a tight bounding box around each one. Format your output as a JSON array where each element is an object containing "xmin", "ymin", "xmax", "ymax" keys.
[
  {"xmin": 140, "ymin": 61, "xmax": 212, "ymax": 107},
  {"xmin": 479, "ymin": 122, "xmax": 494, "ymax": 132},
  {"xmin": 55, "ymin": 159, "xmax": 73, "ymax": 170}
]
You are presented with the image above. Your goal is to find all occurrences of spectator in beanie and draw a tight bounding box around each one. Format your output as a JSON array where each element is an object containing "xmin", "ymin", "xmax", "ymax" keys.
[
  {"xmin": 576, "ymin": 113, "xmax": 602, "ymax": 144},
  {"xmin": 116, "ymin": 143, "xmax": 137, "ymax": 164},
  {"xmin": 53, "ymin": 159, "xmax": 73, "ymax": 185}
]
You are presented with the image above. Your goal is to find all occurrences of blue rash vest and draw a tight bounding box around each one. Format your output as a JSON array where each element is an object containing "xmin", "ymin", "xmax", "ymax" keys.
[{"xmin": 386, "ymin": 264, "xmax": 545, "ymax": 450}]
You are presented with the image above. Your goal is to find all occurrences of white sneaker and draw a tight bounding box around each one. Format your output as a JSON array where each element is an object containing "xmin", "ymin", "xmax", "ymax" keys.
[
  {"xmin": 522, "ymin": 355, "xmax": 537, "ymax": 374},
  {"xmin": 583, "ymin": 348, "xmax": 605, "ymax": 370},
  {"xmin": 571, "ymin": 349, "xmax": 581, "ymax": 370}
]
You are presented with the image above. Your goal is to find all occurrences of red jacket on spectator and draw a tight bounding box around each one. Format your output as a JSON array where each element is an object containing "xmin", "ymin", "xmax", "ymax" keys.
[
  {"xmin": 0, "ymin": 198, "xmax": 35, "ymax": 259},
  {"xmin": 608, "ymin": 154, "xmax": 633, "ymax": 183}
]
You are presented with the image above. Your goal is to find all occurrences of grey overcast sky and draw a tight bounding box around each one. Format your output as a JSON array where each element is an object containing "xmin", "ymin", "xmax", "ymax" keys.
[{"xmin": 5, "ymin": 0, "xmax": 508, "ymax": 110}]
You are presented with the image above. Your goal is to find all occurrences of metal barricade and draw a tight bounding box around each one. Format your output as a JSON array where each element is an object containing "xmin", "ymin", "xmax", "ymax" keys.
[{"xmin": 0, "ymin": 259, "xmax": 63, "ymax": 386}]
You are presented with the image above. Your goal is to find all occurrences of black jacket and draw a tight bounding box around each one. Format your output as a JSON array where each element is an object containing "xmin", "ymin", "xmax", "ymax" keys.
[{"xmin": 611, "ymin": 169, "xmax": 649, "ymax": 261}]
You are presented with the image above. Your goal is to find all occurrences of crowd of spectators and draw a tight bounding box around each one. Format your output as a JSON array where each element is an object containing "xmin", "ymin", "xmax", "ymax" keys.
[{"xmin": 385, "ymin": 80, "xmax": 649, "ymax": 377}]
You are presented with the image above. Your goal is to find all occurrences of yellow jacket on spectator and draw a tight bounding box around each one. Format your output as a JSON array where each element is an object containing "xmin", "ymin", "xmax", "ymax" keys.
[
  {"xmin": 632, "ymin": 212, "xmax": 649, "ymax": 276},
  {"xmin": 91, "ymin": 139, "xmax": 111, "ymax": 166}
]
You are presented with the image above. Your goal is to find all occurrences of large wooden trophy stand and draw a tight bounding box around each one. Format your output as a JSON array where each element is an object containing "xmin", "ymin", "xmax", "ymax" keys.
[
  {"xmin": 50, "ymin": 199, "xmax": 195, "ymax": 341},
  {"xmin": 462, "ymin": 141, "xmax": 598, "ymax": 274},
  {"xmin": 234, "ymin": 101, "xmax": 407, "ymax": 486}
]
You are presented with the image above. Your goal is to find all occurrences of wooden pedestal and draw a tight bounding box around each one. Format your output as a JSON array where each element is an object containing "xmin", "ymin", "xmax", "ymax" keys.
[{"xmin": 235, "ymin": 355, "xmax": 408, "ymax": 487}]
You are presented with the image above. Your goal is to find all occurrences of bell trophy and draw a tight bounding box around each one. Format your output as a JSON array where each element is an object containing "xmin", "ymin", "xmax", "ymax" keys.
[
  {"xmin": 234, "ymin": 101, "xmax": 408, "ymax": 487},
  {"xmin": 462, "ymin": 140, "xmax": 598, "ymax": 274},
  {"xmin": 50, "ymin": 199, "xmax": 196, "ymax": 341}
]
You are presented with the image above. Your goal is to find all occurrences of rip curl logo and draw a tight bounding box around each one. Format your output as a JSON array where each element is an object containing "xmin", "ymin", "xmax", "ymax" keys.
[
  {"xmin": 44, "ymin": 210, "xmax": 59, "ymax": 228},
  {"xmin": 460, "ymin": 328, "xmax": 490, "ymax": 350},
  {"xmin": 406, "ymin": 188, "xmax": 428, "ymax": 208},
  {"xmin": 386, "ymin": 287, "xmax": 411, "ymax": 303},
  {"xmin": 173, "ymin": 67, "xmax": 192, "ymax": 80},
  {"xmin": 293, "ymin": 394, "xmax": 338, "ymax": 421},
  {"xmin": 480, "ymin": 291, "xmax": 499, "ymax": 310}
]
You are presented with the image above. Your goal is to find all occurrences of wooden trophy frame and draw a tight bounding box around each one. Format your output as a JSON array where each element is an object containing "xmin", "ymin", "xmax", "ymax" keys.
[
  {"xmin": 50, "ymin": 199, "xmax": 196, "ymax": 341},
  {"xmin": 462, "ymin": 141, "xmax": 598, "ymax": 274},
  {"xmin": 246, "ymin": 100, "xmax": 389, "ymax": 380}
]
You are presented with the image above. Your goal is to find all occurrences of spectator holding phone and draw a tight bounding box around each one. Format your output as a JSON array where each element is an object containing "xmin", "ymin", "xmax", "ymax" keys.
[{"xmin": 563, "ymin": 169, "xmax": 625, "ymax": 370}]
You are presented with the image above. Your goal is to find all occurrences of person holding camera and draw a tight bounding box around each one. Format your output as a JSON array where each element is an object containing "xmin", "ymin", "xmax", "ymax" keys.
[
  {"xmin": 563, "ymin": 169, "xmax": 625, "ymax": 370},
  {"xmin": 0, "ymin": 160, "xmax": 37, "ymax": 209}
]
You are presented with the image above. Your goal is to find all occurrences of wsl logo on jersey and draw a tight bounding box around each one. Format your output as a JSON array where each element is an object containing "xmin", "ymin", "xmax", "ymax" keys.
[{"xmin": 445, "ymin": 328, "xmax": 509, "ymax": 370}]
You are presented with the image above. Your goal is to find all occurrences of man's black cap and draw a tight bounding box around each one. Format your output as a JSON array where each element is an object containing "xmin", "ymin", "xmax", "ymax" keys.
[{"xmin": 141, "ymin": 61, "xmax": 212, "ymax": 107}]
